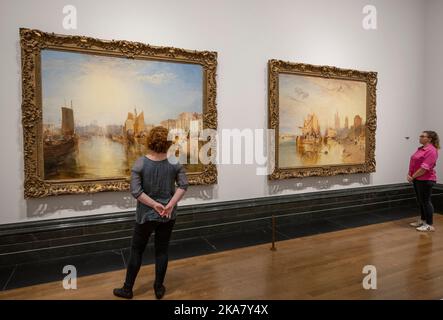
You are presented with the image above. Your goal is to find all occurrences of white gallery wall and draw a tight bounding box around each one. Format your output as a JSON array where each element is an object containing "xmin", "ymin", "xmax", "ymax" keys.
[
  {"xmin": 0, "ymin": 0, "xmax": 432, "ymax": 224},
  {"xmin": 424, "ymin": 0, "xmax": 443, "ymax": 179}
]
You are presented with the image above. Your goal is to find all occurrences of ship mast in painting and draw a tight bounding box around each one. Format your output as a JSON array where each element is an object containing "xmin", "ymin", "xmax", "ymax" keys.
[
  {"xmin": 61, "ymin": 100, "xmax": 75, "ymax": 136},
  {"xmin": 43, "ymin": 100, "xmax": 78, "ymax": 172},
  {"xmin": 123, "ymin": 107, "xmax": 146, "ymax": 144},
  {"xmin": 297, "ymin": 113, "xmax": 322, "ymax": 144}
]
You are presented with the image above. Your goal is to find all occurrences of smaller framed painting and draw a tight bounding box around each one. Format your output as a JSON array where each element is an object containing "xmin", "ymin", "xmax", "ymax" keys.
[{"xmin": 268, "ymin": 59, "xmax": 377, "ymax": 180}]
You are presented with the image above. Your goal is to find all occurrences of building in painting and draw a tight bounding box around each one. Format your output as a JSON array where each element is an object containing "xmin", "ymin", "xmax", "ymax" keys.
[
  {"xmin": 334, "ymin": 111, "xmax": 340, "ymax": 130},
  {"xmin": 353, "ymin": 115, "xmax": 364, "ymax": 137},
  {"xmin": 105, "ymin": 124, "xmax": 123, "ymax": 136},
  {"xmin": 354, "ymin": 115, "xmax": 362, "ymax": 128},
  {"xmin": 325, "ymin": 127, "xmax": 337, "ymax": 139},
  {"xmin": 176, "ymin": 112, "xmax": 203, "ymax": 132},
  {"xmin": 160, "ymin": 119, "xmax": 177, "ymax": 130}
]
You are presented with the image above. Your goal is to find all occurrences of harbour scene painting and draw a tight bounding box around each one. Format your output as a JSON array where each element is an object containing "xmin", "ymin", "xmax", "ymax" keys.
[
  {"xmin": 41, "ymin": 49, "xmax": 204, "ymax": 180},
  {"xmin": 278, "ymin": 73, "xmax": 367, "ymax": 169}
]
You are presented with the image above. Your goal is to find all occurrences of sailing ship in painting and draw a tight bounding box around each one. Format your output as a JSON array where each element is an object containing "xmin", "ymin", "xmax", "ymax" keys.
[
  {"xmin": 279, "ymin": 110, "xmax": 366, "ymax": 168},
  {"xmin": 43, "ymin": 101, "xmax": 78, "ymax": 173},
  {"xmin": 43, "ymin": 100, "xmax": 203, "ymax": 180}
]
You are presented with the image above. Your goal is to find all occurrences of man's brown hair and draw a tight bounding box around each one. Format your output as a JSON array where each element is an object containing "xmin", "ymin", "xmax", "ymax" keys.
[{"xmin": 146, "ymin": 126, "xmax": 172, "ymax": 153}]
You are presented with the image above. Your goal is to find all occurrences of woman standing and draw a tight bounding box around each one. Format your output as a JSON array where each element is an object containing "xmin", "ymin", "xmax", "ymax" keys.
[
  {"xmin": 408, "ymin": 131, "xmax": 440, "ymax": 232},
  {"xmin": 113, "ymin": 126, "xmax": 189, "ymax": 299}
]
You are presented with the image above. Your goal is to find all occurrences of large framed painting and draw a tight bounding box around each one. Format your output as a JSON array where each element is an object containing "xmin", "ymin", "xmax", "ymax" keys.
[
  {"xmin": 268, "ymin": 59, "xmax": 377, "ymax": 180},
  {"xmin": 20, "ymin": 28, "xmax": 217, "ymax": 198}
]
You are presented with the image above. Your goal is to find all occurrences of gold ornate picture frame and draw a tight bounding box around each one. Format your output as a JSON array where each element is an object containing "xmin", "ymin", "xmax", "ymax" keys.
[
  {"xmin": 268, "ymin": 59, "xmax": 377, "ymax": 180},
  {"xmin": 20, "ymin": 28, "xmax": 218, "ymax": 198}
]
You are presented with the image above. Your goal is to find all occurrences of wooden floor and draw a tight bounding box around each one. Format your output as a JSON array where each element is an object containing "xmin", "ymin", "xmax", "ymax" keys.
[{"xmin": 1, "ymin": 215, "xmax": 443, "ymax": 300}]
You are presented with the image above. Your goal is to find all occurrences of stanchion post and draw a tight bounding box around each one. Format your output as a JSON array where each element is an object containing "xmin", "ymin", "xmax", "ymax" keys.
[{"xmin": 270, "ymin": 214, "xmax": 277, "ymax": 251}]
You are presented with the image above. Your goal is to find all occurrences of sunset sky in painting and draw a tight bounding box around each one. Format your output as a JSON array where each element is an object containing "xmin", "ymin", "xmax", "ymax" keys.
[
  {"xmin": 41, "ymin": 49, "xmax": 203, "ymax": 127},
  {"xmin": 279, "ymin": 73, "xmax": 367, "ymax": 135}
]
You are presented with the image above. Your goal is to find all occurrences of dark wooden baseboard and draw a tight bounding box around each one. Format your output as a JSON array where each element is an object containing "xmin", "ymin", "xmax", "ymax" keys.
[{"xmin": 1, "ymin": 182, "xmax": 443, "ymax": 266}]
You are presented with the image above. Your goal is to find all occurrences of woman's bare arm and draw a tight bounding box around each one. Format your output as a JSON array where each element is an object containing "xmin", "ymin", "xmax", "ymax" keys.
[
  {"xmin": 162, "ymin": 188, "xmax": 186, "ymax": 218},
  {"xmin": 412, "ymin": 168, "xmax": 427, "ymax": 179},
  {"xmin": 136, "ymin": 192, "xmax": 160, "ymax": 207},
  {"xmin": 162, "ymin": 164, "xmax": 189, "ymax": 218},
  {"xmin": 168, "ymin": 188, "xmax": 187, "ymax": 208}
]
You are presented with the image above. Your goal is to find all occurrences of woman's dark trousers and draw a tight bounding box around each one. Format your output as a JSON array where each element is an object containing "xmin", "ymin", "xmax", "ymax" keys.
[
  {"xmin": 124, "ymin": 219, "xmax": 176, "ymax": 289},
  {"xmin": 413, "ymin": 179, "xmax": 436, "ymax": 225}
]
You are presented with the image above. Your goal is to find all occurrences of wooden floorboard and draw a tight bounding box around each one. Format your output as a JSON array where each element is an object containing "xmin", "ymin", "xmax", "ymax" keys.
[{"xmin": 1, "ymin": 215, "xmax": 443, "ymax": 300}]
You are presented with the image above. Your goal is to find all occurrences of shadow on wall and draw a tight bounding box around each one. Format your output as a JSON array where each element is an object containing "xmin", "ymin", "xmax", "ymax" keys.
[
  {"xmin": 25, "ymin": 185, "xmax": 215, "ymax": 219},
  {"xmin": 267, "ymin": 173, "xmax": 371, "ymax": 195},
  {"xmin": 25, "ymin": 175, "xmax": 370, "ymax": 219}
]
